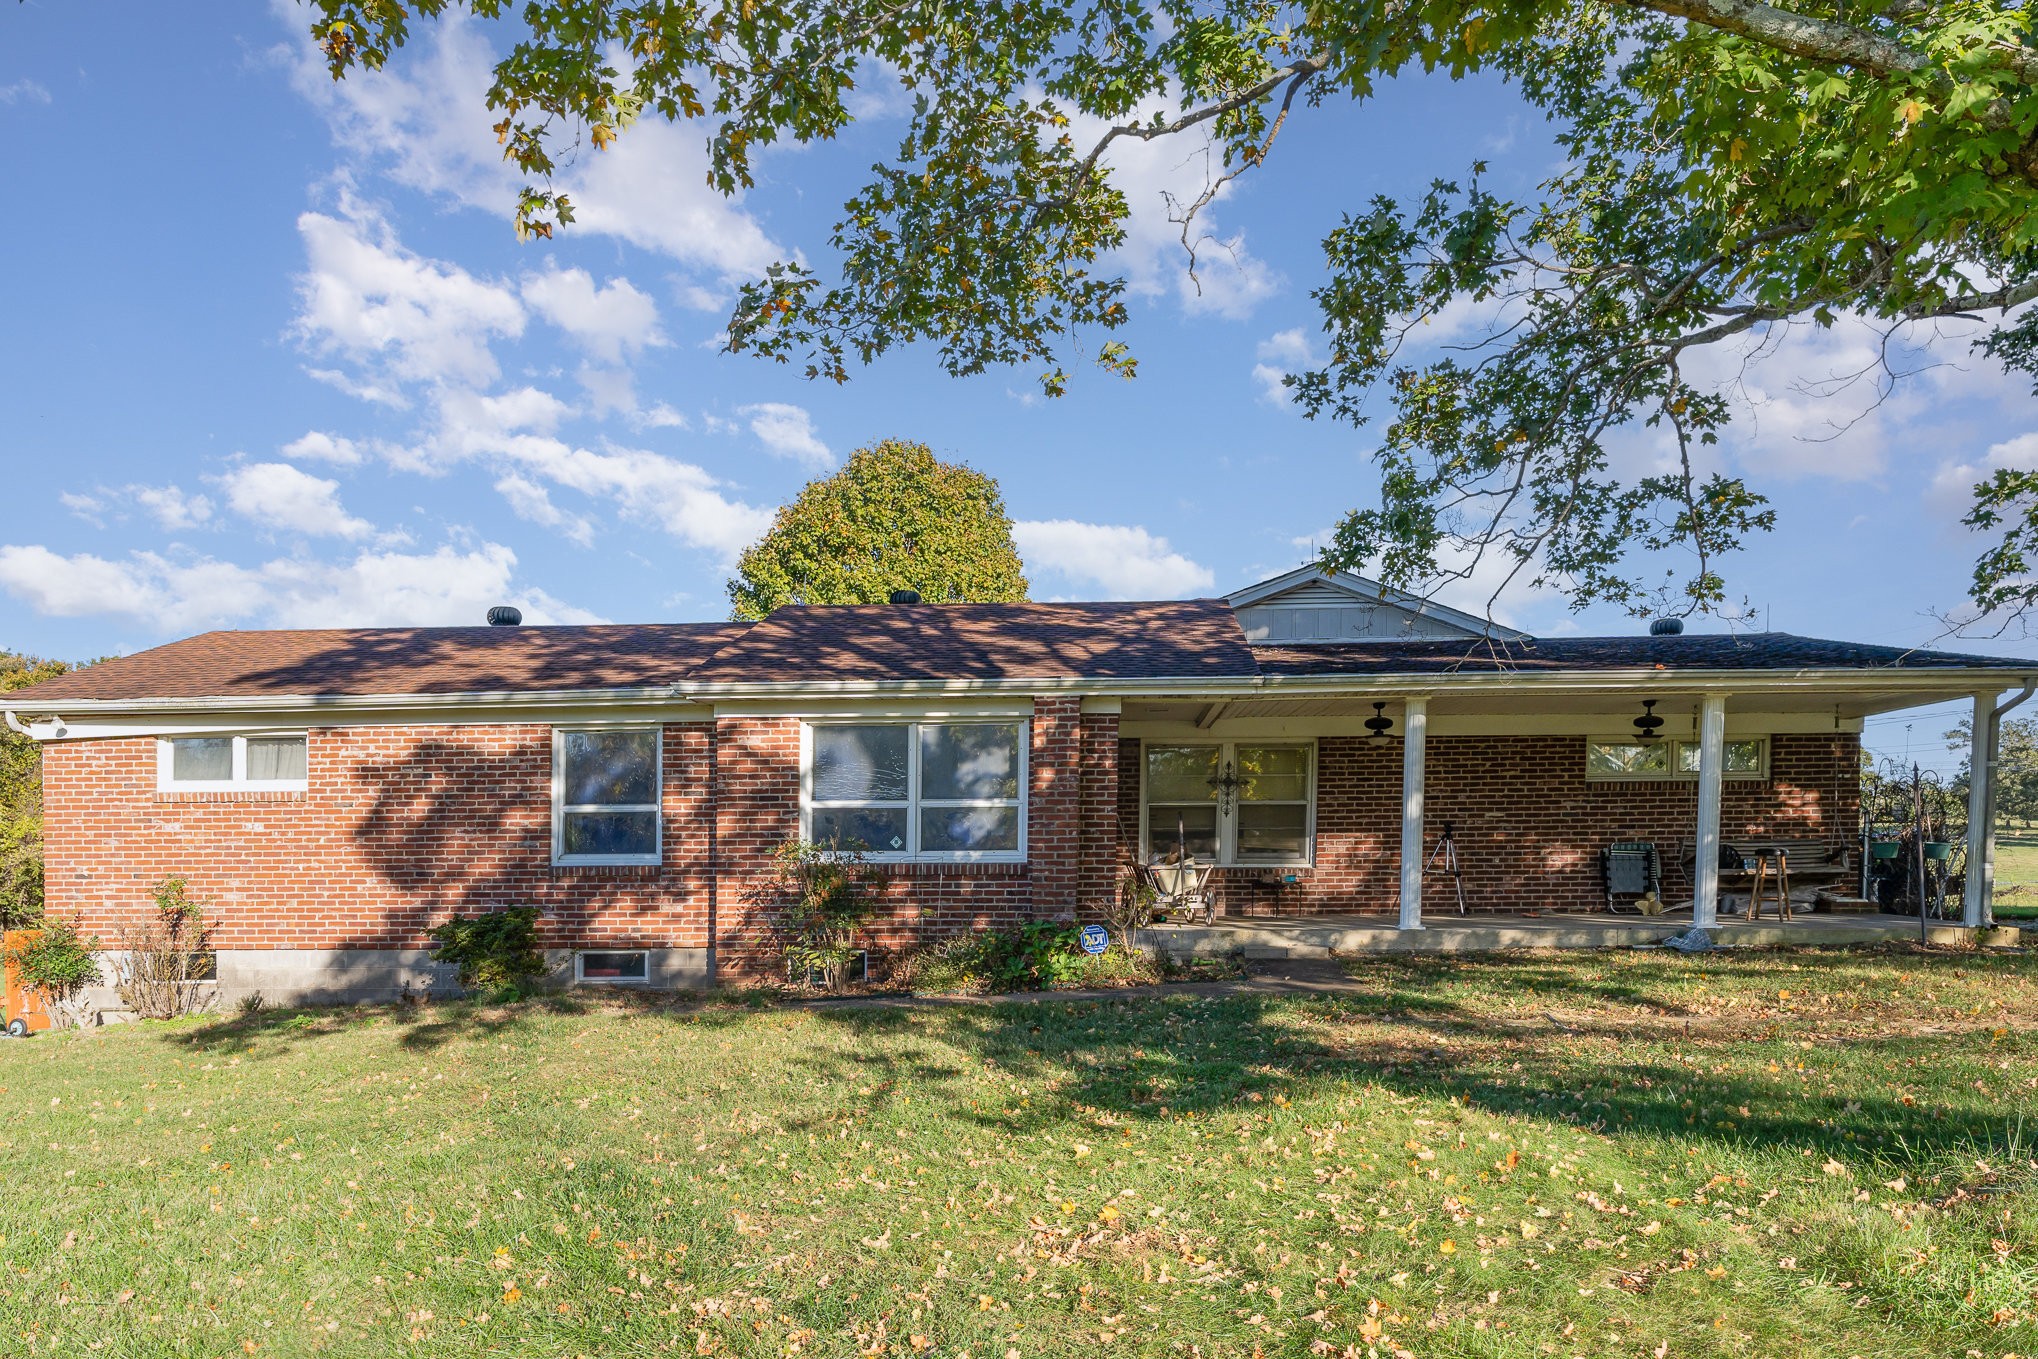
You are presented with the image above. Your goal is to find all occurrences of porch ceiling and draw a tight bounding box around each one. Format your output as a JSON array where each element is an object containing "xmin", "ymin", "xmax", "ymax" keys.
[{"xmin": 1125, "ymin": 685, "xmax": 1977, "ymax": 727}]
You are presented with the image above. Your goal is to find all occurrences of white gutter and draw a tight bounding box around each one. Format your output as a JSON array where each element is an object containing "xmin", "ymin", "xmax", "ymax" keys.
[{"xmin": 5, "ymin": 664, "xmax": 2035, "ymax": 727}]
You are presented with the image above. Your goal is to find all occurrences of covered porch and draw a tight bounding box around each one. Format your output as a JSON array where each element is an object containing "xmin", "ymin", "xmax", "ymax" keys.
[
  {"xmin": 1115, "ymin": 665, "xmax": 2034, "ymax": 936},
  {"xmin": 1140, "ymin": 909, "xmax": 2027, "ymax": 958}
]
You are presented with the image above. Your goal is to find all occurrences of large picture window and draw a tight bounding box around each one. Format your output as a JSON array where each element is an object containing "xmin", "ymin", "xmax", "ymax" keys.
[
  {"xmin": 553, "ymin": 727, "xmax": 662, "ymax": 865},
  {"xmin": 1584, "ymin": 737, "xmax": 1768, "ymax": 781},
  {"xmin": 805, "ymin": 721, "xmax": 1026, "ymax": 859},
  {"xmin": 1142, "ymin": 742, "xmax": 1314, "ymax": 867},
  {"xmin": 157, "ymin": 733, "xmax": 308, "ymax": 791}
]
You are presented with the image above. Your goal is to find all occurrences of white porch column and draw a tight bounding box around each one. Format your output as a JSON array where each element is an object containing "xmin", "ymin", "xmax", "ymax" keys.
[
  {"xmin": 1398, "ymin": 696, "xmax": 1428, "ymax": 931},
  {"xmin": 1692, "ymin": 692, "xmax": 1728, "ymax": 930},
  {"xmin": 1965, "ymin": 691, "xmax": 1996, "ymax": 928}
]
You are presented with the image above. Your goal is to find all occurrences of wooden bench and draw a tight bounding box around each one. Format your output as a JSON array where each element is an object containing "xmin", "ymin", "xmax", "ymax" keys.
[{"xmin": 1677, "ymin": 837, "xmax": 1854, "ymax": 912}]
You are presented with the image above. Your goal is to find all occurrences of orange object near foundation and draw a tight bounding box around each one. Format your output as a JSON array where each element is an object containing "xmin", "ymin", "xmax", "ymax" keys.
[{"xmin": 3, "ymin": 931, "xmax": 53, "ymax": 1035}]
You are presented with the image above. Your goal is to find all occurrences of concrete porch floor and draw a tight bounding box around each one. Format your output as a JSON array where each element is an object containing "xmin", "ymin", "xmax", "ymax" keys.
[{"xmin": 1138, "ymin": 910, "xmax": 2027, "ymax": 959}]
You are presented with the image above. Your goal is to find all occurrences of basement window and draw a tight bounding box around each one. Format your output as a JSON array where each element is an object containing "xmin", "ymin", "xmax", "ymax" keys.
[
  {"xmin": 575, "ymin": 951, "xmax": 650, "ymax": 984},
  {"xmin": 553, "ymin": 727, "xmax": 662, "ymax": 865},
  {"xmin": 157, "ymin": 733, "xmax": 308, "ymax": 791}
]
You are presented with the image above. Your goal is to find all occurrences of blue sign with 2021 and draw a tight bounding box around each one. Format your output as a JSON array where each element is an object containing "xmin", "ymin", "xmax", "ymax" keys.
[{"xmin": 1078, "ymin": 924, "xmax": 1109, "ymax": 955}]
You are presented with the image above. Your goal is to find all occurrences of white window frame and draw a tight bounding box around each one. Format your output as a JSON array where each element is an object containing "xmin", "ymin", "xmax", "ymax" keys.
[
  {"xmin": 552, "ymin": 726, "xmax": 663, "ymax": 867},
  {"xmin": 1583, "ymin": 736, "xmax": 1769, "ymax": 782},
  {"xmin": 1139, "ymin": 739, "xmax": 1317, "ymax": 868},
  {"xmin": 156, "ymin": 732, "xmax": 309, "ymax": 793},
  {"xmin": 800, "ymin": 720, "xmax": 1030, "ymax": 863},
  {"xmin": 574, "ymin": 950, "xmax": 651, "ymax": 985}
]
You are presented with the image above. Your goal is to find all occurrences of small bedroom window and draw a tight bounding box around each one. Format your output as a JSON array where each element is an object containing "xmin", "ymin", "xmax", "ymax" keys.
[{"xmin": 157, "ymin": 734, "xmax": 309, "ymax": 791}]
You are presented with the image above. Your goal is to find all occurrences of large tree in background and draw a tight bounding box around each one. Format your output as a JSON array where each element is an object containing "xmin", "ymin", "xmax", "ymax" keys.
[
  {"xmin": 728, "ymin": 440, "xmax": 1029, "ymax": 618},
  {"xmin": 1, "ymin": 651, "xmax": 70, "ymax": 928},
  {"xmin": 311, "ymin": 1, "xmax": 2038, "ymax": 621}
]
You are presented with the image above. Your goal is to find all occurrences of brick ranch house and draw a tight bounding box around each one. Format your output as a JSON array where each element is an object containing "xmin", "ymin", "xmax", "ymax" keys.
[{"xmin": 6, "ymin": 567, "xmax": 2033, "ymax": 1004}]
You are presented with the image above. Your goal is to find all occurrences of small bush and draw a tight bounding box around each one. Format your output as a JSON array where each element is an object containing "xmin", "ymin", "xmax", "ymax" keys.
[
  {"xmin": 902, "ymin": 922, "xmax": 1159, "ymax": 994},
  {"xmin": 427, "ymin": 907, "xmax": 547, "ymax": 999},
  {"xmin": 115, "ymin": 876, "xmax": 215, "ymax": 1021},
  {"xmin": 773, "ymin": 840, "xmax": 886, "ymax": 991},
  {"xmin": 5, "ymin": 917, "xmax": 101, "ymax": 1028}
]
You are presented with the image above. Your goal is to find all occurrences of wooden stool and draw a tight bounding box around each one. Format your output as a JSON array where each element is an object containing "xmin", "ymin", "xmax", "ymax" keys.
[{"xmin": 1748, "ymin": 852, "xmax": 1792, "ymax": 921}]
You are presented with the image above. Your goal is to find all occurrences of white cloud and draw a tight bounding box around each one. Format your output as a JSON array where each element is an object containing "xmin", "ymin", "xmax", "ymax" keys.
[
  {"xmin": 60, "ymin": 483, "xmax": 214, "ymax": 532},
  {"xmin": 279, "ymin": 9, "xmax": 786, "ymax": 282},
  {"xmin": 293, "ymin": 203, "xmax": 525, "ymax": 392},
  {"xmin": 280, "ymin": 430, "xmax": 367, "ymax": 465},
  {"xmin": 0, "ymin": 80, "xmax": 51, "ymax": 106},
  {"xmin": 0, "ymin": 541, "xmax": 604, "ymax": 630},
  {"xmin": 1061, "ymin": 98, "xmax": 1279, "ymax": 319},
  {"xmin": 1013, "ymin": 519, "xmax": 1215, "ymax": 599},
  {"xmin": 218, "ymin": 461, "xmax": 374, "ymax": 539},
  {"xmin": 1253, "ymin": 328, "xmax": 1315, "ymax": 405},
  {"xmin": 390, "ymin": 386, "xmax": 773, "ymax": 558},
  {"xmin": 522, "ymin": 265, "xmax": 666, "ymax": 362},
  {"xmin": 740, "ymin": 402, "xmax": 832, "ymax": 468},
  {"xmin": 494, "ymin": 472, "xmax": 597, "ymax": 547}
]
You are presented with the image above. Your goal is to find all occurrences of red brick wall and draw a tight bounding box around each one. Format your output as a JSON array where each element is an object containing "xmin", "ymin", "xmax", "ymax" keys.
[
  {"xmin": 42, "ymin": 717, "xmax": 1850, "ymax": 968},
  {"xmin": 1118, "ymin": 732, "xmax": 1861, "ymax": 917},
  {"xmin": 42, "ymin": 724, "xmax": 716, "ymax": 951}
]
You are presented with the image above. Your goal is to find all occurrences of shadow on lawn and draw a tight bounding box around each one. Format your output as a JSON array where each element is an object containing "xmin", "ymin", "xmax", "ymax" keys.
[
  {"xmin": 785, "ymin": 950, "xmax": 2033, "ymax": 1173},
  {"xmin": 154, "ymin": 947, "xmax": 2033, "ymax": 1174}
]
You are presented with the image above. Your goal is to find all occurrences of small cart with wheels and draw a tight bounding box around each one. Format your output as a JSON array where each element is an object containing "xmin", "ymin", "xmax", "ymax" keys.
[{"xmin": 2, "ymin": 930, "xmax": 53, "ymax": 1038}]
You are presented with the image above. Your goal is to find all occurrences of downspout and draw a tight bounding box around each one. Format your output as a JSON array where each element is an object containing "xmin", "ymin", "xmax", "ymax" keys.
[
  {"xmin": 3, "ymin": 710, "xmax": 67, "ymax": 740},
  {"xmin": 1979, "ymin": 682, "xmax": 2035, "ymax": 928}
]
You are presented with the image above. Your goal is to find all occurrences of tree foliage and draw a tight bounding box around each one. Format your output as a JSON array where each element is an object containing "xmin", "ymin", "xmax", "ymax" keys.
[
  {"xmin": 728, "ymin": 439, "xmax": 1029, "ymax": 618},
  {"xmin": 1, "ymin": 651, "xmax": 69, "ymax": 928},
  {"xmin": 1947, "ymin": 712, "xmax": 2038, "ymax": 827},
  {"xmin": 310, "ymin": 0, "xmax": 2038, "ymax": 620}
]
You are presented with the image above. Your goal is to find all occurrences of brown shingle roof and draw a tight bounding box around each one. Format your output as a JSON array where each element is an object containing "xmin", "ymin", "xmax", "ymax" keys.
[
  {"xmin": 7, "ymin": 623, "xmax": 754, "ymax": 703},
  {"xmin": 9, "ymin": 610, "xmax": 2033, "ymax": 708},
  {"xmin": 1250, "ymin": 634, "xmax": 2037, "ymax": 675},
  {"xmin": 688, "ymin": 600, "xmax": 1259, "ymax": 684}
]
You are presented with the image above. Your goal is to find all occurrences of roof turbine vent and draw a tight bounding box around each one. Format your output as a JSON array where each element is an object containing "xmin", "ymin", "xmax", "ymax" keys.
[
  {"xmin": 487, "ymin": 606, "xmax": 523, "ymax": 627},
  {"xmin": 1649, "ymin": 617, "xmax": 1684, "ymax": 636},
  {"xmin": 888, "ymin": 589, "xmax": 923, "ymax": 605}
]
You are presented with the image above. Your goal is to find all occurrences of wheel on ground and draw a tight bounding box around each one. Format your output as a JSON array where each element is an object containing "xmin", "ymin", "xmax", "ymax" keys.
[{"xmin": 5, "ymin": 1018, "xmax": 27, "ymax": 1039}]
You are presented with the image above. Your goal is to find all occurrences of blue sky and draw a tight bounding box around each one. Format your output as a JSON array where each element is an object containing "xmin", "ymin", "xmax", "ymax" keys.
[{"xmin": 4, "ymin": 2, "xmax": 2033, "ymax": 772}]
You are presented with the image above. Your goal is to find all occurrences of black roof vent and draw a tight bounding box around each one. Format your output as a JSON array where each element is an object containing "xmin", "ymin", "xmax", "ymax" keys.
[
  {"xmin": 487, "ymin": 606, "xmax": 523, "ymax": 627},
  {"xmin": 1649, "ymin": 617, "xmax": 1684, "ymax": 636},
  {"xmin": 888, "ymin": 589, "xmax": 923, "ymax": 605}
]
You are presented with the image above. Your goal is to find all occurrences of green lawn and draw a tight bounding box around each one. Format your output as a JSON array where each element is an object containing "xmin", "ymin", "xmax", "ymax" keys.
[{"xmin": 3, "ymin": 948, "xmax": 2037, "ymax": 1358}]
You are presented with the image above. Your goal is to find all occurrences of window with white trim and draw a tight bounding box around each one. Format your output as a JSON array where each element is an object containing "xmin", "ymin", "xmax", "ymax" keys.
[
  {"xmin": 1142, "ymin": 742, "xmax": 1315, "ymax": 867},
  {"xmin": 804, "ymin": 721, "xmax": 1027, "ymax": 859},
  {"xmin": 1584, "ymin": 737, "xmax": 1768, "ymax": 781},
  {"xmin": 553, "ymin": 727, "xmax": 662, "ymax": 865},
  {"xmin": 157, "ymin": 733, "xmax": 308, "ymax": 791}
]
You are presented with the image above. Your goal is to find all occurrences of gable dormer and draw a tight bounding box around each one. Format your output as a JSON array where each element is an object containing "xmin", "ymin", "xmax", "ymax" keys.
[{"xmin": 1225, "ymin": 566, "xmax": 1530, "ymax": 644}]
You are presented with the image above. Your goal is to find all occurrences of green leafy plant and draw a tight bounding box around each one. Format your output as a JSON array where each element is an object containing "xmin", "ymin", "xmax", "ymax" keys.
[
  {"xmin": 909, "ymin": 921, "xmax": 1146, "ymax": 994},
  {"xmin": 114, "ymin": 876, "xmax": 215, "ymax": 1021},
  {"xmin": 426, "ymin": 907, "xmax": 547, "ymax": 1000},
  {"xmin": 728, "ymin": 440, "xmax": 1030, "ymax": 619},
  {"xmin": 1, "ymin": 650, "xmax": 73, "ymax": 929},
  {"xmin": 5, "ymin": 917, "xmax": 101, "ymax": 1029},
  {"xmin": 773, "ymin": 839, "xmax": 887, "ymax": 991}
]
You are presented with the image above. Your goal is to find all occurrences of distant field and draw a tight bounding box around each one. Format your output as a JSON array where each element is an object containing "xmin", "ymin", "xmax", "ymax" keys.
[{"xmin": 1994, "ymin": 826, "xmax": 2038, "ymax": 919}]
